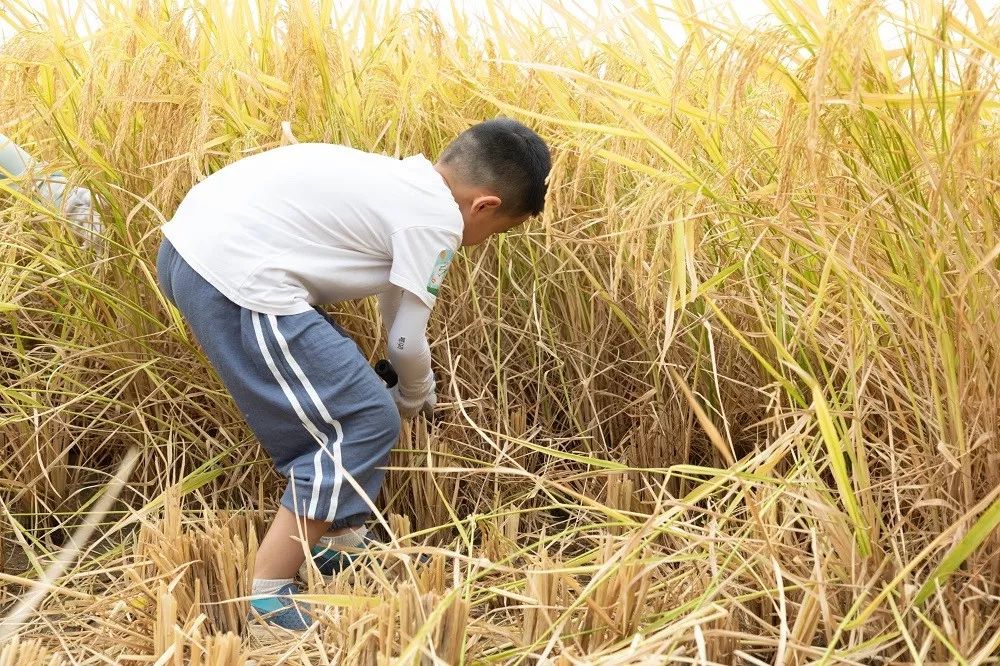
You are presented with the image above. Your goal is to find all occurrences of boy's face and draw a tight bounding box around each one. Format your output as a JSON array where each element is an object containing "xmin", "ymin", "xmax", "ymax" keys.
[
  {"xmin": 432, "ymin": 162, "xmax": 530, "ymax": 246},
  {"xmin": 460, "ymin": 199, "xmax": 529, "ymax": 246}
]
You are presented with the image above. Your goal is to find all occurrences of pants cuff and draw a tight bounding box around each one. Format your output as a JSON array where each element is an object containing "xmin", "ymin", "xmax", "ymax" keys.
[{"xmin": 328, "ymin": 515, "xmax": 369, "ymax": 530}]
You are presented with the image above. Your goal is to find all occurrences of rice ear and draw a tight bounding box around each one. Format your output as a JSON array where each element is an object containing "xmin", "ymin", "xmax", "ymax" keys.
[{"xmin": 1, "ymin": 0, "xmax": 998, "ymax": 662}]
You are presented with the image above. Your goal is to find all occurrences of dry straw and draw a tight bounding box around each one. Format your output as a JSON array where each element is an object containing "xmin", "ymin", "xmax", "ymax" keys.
[{"xmin": 1, "ymin": 0, "xmax": 999, "ymax": 663}]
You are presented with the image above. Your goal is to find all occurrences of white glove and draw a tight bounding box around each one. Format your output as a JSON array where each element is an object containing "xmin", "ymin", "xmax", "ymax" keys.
[
  {"xmin": 33, "ymin": 170, "xmax": 104, "ymax": 249},
  {"xmin": 390, "ymin": 380, "xmax": 436, "ymax": 420},
  {"xmin": 63, "ymin": 186, "xmax": 104, "ymax": 248}
]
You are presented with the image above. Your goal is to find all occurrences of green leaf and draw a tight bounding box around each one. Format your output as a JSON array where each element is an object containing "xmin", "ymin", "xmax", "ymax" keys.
[{"xmin": 915, "ymin": 491, "xmax": 1000, "ymax": 605}]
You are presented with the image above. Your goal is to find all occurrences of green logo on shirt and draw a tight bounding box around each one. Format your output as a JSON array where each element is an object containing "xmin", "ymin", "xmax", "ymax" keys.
[{"xmin": 427, "ymin": 249, "xmax": 453, "ymax": 296}]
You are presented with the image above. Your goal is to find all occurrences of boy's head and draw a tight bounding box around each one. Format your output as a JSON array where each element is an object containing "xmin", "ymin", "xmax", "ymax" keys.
[{"xmin": 434, "ymin": 118, "xmax": 551, "ymax": 246}]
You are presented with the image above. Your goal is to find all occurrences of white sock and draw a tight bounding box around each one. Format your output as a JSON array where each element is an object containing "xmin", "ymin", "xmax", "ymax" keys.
[
  {"xmin": 251, "ymin": 577, "xmax": 293, "ymax": 596},
  {"xmin": 318, "ymin": 527, "xmax": 367, "ymax": 550}
]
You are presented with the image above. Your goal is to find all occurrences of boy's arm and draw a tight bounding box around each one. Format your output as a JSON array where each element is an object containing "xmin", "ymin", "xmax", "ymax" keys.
[
  {"xmin": 0, "ymin": 133, "xmax": 102, "ymax": 247},
  {"xmin": 382, "ymin": 224, "xmax": 459, "ymax": 416},
  {"xmin": 0, "ymin": 133, "xmax": 35, "ymax": 178},
  {"xmin": 377, "ymin": 286, "xmax": 403, "ymax": 331},
  {"xmin": 1, "ymin": 132, "xmax": 69, "ymax": 205},
  {"xmin": 378, "ymin": 289, "xmax": 435, "ymax": 417}
]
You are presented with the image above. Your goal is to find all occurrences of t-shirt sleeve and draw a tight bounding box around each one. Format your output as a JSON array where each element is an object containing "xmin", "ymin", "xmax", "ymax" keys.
[{"xmin": 389, "ymin": 225, "xmax": 461, "ymax": 309}]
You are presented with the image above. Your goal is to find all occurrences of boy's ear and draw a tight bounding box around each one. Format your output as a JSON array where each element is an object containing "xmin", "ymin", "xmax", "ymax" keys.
[{"xmin": 472, "ymin": 194, "xmax": 502, "ymax": 213}]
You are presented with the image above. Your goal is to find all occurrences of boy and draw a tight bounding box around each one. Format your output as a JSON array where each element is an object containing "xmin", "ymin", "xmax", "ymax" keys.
[
  {"xmin": 0, "ymin": 132, "xmax": 102, "ymax": 246},
  {"xmin": 155, "ymin": 118, "xmax": 551, "ymax": 633}
]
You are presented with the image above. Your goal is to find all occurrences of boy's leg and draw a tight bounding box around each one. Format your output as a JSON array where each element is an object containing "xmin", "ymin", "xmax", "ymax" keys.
[
  {"xmin": 246, "ymin": 309, "xmax": 401, "ymax": 583},
  {"xmin": 253, "ymin": 506, "xmax": 329, "ymax": 579},
  {"xmin": 308, "ymin": 306, "xmax": 389, "ymax": 542},
  {"xmin": 157, "ymin": 238, "xmax": 400, "ymax": 597},
  {"xmin": 258, "ymin": 309, "xmax": 401, "ymax": 533}
]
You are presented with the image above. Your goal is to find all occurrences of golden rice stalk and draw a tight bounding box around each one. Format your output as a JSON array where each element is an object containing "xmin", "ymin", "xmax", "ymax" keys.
[
  {"xmin": 396, "ymin": 583, "xmax": 469, "ymax": 665},
  {"xmin": 133, "ymin": 490, "xmax": 259, "ymax": 636},
  {"xmin": 0, "ymin": 637, "xmax": 64, "ymax": 666},
  {"xmin": 1, "ymin": 0, "xmax": 998, "ymax": 661},
  {"xmin": 189, "ymin": 631, "xmax": 245, "ymax": 666},
  {"xmin": 153, "ymin": 583, "xmax": 247, "ymax": 666}
]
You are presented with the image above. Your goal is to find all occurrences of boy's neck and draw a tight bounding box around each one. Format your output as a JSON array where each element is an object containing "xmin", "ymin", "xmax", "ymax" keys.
[{"xmin": 432, "ymin": 162, "xmax": 454, "ymax": 193}]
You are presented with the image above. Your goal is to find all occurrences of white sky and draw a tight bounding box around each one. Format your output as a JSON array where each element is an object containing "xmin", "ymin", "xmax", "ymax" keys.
[
  {"xmin": 0, "ymin": 0, "xmax": 766, "ymax": 44},
  {"xmin": 2, "ymin": 1, "xmax": 998, "ymax": 48}
]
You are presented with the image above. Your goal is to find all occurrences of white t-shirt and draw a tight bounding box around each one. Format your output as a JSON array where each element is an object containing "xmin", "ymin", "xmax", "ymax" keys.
[{"xmin": 162, "ymin": 143, "xmax": 463, "ymax": 315}]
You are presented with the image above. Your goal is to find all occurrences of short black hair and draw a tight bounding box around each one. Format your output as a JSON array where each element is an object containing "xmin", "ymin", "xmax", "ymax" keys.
[{"xmin": 439, "ymin": 117, "xmax": 551, "ymax": 217}]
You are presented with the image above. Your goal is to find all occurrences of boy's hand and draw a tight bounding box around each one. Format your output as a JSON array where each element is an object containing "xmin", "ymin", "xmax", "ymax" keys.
[
  {"xmin": 64, "ymin": 186, "xmax": 104, "ymax": 247},
  {"xmin": 418, "ymin": 391, "xmax": 436, "ymax": 419},
  {"xmin": 390, "ymin": 379, "xmax": 436, "ymax": 420}
]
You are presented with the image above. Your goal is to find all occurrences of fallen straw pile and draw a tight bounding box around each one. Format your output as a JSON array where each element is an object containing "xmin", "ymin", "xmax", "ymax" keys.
[{"xmin": 1, "ymin": 0, "xmax": 999, "ymax": 662}]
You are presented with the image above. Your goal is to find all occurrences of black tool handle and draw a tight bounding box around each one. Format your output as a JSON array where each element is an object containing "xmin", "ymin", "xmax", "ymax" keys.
[{"xmin": 374, "ymin": 359, "xmax": 398, "ymax": 388}]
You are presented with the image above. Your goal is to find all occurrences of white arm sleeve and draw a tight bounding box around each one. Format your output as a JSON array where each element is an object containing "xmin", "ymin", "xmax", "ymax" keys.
[
  {"xmin": 0, "ymin": 133, "xmax": 69, "ymax": 207},
  {"xmin": 0, "ymin": 134, "xmax": 102, "ymax": 249},
  {"xmin": 377, "ymin": 286, "xmax": 403, "ymax": 331},
  {"xmin": 384, "ymin": 290, "xmax": 434, "ymax": 401},
  {"xmin": 0, "ymin": 133, "xmax": 34, "ymax": 179}
]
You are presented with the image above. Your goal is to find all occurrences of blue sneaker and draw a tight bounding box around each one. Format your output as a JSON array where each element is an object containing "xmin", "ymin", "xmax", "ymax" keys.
[
  {"xmin": 299, "ymin": 535, "xmax": 432, "ymax": 582},
  {"xmin": 299, "ymin": 542, "xmax": 366, "ymax": 582},
  {"xmin": 246, "ymin": 582, "xmax": 313, "ymax": 636},
  {"xmin": 312, "ymin": 543, "xmax": 363, "ymax": 575}
]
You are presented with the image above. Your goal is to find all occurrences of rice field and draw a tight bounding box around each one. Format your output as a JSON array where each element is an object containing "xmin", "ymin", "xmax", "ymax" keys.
[{"xmin": 1, "ymin": 0, "xmax": 999, "ymax": 663}]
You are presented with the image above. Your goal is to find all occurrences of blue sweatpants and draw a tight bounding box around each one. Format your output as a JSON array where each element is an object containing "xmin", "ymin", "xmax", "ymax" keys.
[{"xmin": 156, "ymin": 237, "xmax": 401, "ymax": 528}]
